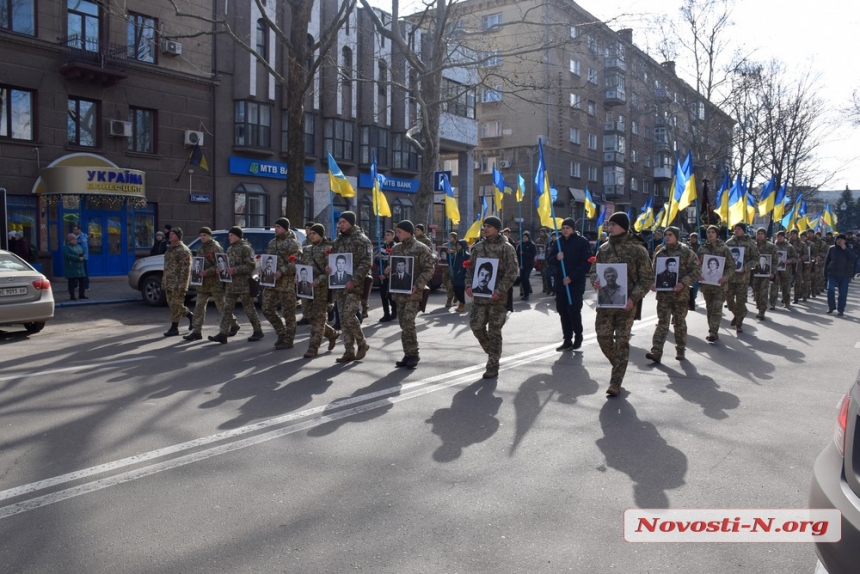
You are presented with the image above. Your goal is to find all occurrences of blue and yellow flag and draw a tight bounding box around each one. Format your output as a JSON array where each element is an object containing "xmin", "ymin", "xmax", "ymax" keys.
[
  {"xmin": 757, "ymin": 176, "xmax": 775, "ymax": 217},
  {"xmin": 823, "ymin": 203, "xmax": 837, "ymax": 230},
  {"xmin": 442, "ymin": 173, "xmax": 460, "ymax": 225},
  {"xmin": 464, "ymin": 196, "xmax": 489, "ymax": 242},
  {"xmin": 715, "ymin": 171, "xmax": 730, "ymax": 222},
  {"xmin": 492, "ymin": 167, "xmax": 512, "ymax": 212},
  {"xmin": 534, "ymin": 139, "xmax": 556, "ymax": 229},
  {"xmin": 370, "ymin": 154, "xmax": 391, "ymax": 217},
  {"xmin": 596, "ymin": 209, "xmax": 606, "ymax": 237},
  {"xmin": 727, "ymin": 175, "xmax": 746, "ymax": 227},
  {"xmin": 634, "ymin": 197, "xmax": 654, "ymax": 232},
  {"xmin": 328, "ymin": 153, "xmax": 355, "ymax": 198},
  {"xmin": 189, "ymin": 144, "xmax": 209, "ymax": 171},
  {"xmin": 773, "ymin": 183, "xmax": 788, "ymax": 223},
  {"xmin": 584, "ymin": 187, "xmax": 597, "ymax": 219},
  {"xmin": 745, "ymin": 191, "xmax": 757, "ymax": 224},
  {"xmin": 780, "ymin": 193, "xmax": 803, "ymax": 230},
  {"xmin": 676, "ymin": 150, "xmax": 696, "ymax": 213},
  {"xmin": 516, "ymin": 174, "xmax": 525, "ymax": 203}
]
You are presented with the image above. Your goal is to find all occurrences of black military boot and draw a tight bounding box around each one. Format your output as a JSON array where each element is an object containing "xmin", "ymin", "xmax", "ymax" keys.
[
  {"xmin": 163, "ymin": 322, "xmax": 180, "ymax": 337},
  {"xmin": 247, "ymin": 330, "xmax": 265, "ymax": 342},
  {"xmin": 183, "ymin": 332, "xmax": 202, "ymax": 341},
  {"xmin": 186, "ymin": 311, "xmax": 194, "ymax": 330},
  {"xmin": 208, "ymin": 333, "xmax": 228, "ymax": 344}
]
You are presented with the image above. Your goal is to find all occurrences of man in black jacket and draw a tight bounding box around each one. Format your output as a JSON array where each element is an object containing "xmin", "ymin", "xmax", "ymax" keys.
[
  {"xmin": 516, "ymin": 231, "xmax": 537, "ymax": 300},
  {"xmin": 825, "ymin": 233, "xmax": 857, "ymax": 316},
  {"xmin": 547, "ymin": 218, "xmax": 593, "ymax": 350}
]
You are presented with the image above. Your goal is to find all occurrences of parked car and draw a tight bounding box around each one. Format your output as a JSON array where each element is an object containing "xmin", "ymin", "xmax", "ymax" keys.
[
  {"xmin": 0, "ymin": 249, "xmax": 55, "ymax": 333},
  {"xmin": 128, "ymin": 228, "xmax": 306, "ymax": 307},
  {"xmin": 808, "ymin": 370, "xmax": 860, "ymax": 574}
]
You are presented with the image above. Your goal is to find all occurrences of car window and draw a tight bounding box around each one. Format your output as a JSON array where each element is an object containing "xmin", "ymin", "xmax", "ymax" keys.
[{"xmin": 0, "ymin": 252, "xmax": 33, "ymax": 272}]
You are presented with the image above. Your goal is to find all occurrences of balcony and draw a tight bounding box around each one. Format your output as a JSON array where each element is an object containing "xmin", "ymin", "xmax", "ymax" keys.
[
  {"xmin": 653, "ymin": 167, "xmax": 672, "ymax": 181},
  {"xmin": 59, "ymin": 35, "xmax": 128, "ymax": 87},
  {"xmin": 603, "ymin": 121, "xmax": 625, "ymax": 133},
  {"xmin": 604, "ymin": 88, "xmax": 626, "ymax": 106},
  {"xmin": 604, "ymin": 57, "xmax": 626, "ymax": 72},
  {"xmin": 603, "ymin": 151, "xmax": 625, "ymax": 164},
  {"xmin": 604, "ymin": 184, "xmax": 625, "ymax": 197}
]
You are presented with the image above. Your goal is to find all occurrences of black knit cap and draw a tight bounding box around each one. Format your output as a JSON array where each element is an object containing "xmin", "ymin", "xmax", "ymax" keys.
[
  {"xmin": 310, "ymin": 223, "xmax": 326, "ymax": 237},
  {"xmin": 396, "ymin": 220, "xmax": 415, "ymax": 235},
  {"xmin": 199, "ymin": 227, "xmax": 212, "ymax": 236},
  {"xmin": 608, "ymin": 212, "xmax": 630, "ymax": 231},
  {"xmin": 562, "ymin": 218, "xmax": 575, "ymax": 229},
  {"xmin": 229, "ymin": 226, "xmax": 243, "ymax": 238},
  {"xmin": 484, "ymin": 216, "xmax": 502, "ymax": 231},
  {"xmin": 339, "ymin": 211, "xmax": 356, "ymax": 226},
  {"xmin": 275, "ymin": 217, "xmax": 290, "ymax": 230},
  {"xmin": 415, "ymin": 223, "xmax": 426, "ymax": 232}
]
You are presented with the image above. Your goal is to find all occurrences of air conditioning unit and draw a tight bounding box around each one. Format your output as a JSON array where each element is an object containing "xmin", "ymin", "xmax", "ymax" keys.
[
  {"xmin": 108, "ymin": 120, "xmax": 132, "ymax": 138},
  {"xmin": 161, "ymin": 39, "xmax": 182, "ymax": 56},
  {"xmin": 184, "ymin": 130, "xmax": 204, "ymax": 147},
  {"xmin": 499, "ymin": 159, "xmax": 512, "ymax": 169}
]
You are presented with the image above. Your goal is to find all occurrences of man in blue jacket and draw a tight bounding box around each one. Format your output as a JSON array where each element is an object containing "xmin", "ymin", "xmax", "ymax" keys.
[
  {"xmin": 825, "ymin": 233, "xmax": 857, "ymax": 316},
  {"xmin": 547, "ymin": 218, "xmax": 593, "ymax": 351}
]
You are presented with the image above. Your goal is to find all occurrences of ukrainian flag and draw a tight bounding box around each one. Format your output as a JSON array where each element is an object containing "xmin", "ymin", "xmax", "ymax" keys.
[
  {"xmin": 442, "ymin": 173, "xmax": 460, "ymax": 225},
  {"xmin": 773, "ymin": 183, "xmax": 788, "ymax": 223},
  {"xmin": 516, "ymin": 174, "xmax": 525, "ymax": 203},
  {"xmin": 370, "ymin": 155, "xmax": 391, "ymax": 217},
  {"xmin": 596, "ymin": 209, "xmax": 606, "ymax": 237},
  {"xmin": 584, "ymin": 187, "xmax": 597, "ymax": 219},
  {"xmin": 823, "ymin": 203, "xmax": 837, "ymax": 230},
  {"xmin": 757, "ymin": 176, "xmax": 775, "ymax": 217},
  {"xmin": 634, "ymin": 197, "xmax": 654, "ymax": 232},
  {"xmin": 534, "ymin": 139, "xmax": 556, "ymax": 229},
  {"xmin": 727, "ymin": 175, "xmax": 746, "ymax": 227},
  {"xmin": 328, "ymin": 153, "xmax": 355, "ymax": 198},
  {"xmin": 715, "ymin": 171, "xmax": 730, "ymax": 222},
  {"xmin": 676, "ymin": 150, "xmax": 697, "ymax": 213}
]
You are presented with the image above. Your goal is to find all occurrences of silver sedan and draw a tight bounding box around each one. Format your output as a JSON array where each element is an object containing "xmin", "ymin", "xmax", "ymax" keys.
[{"xmin": 0, "ymin": 250, "xmax": 55, "ymax": 333}]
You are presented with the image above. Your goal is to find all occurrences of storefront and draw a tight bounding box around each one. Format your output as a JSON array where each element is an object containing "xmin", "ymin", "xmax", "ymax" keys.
[
  {"xmin": 227, "ymin": 157, "xmax": 315, "ymax": 227},
  {"xmin": 357, "ymin": 173, "xmax": 419, "ymax": 241},
  {"xmin": 36, "ymin": 153, "xmax": 151, "ymax": 278}
]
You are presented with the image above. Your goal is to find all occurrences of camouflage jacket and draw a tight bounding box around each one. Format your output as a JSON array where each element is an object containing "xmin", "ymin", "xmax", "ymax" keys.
[
  {"xmin": 726, "ymin": 234, "xmax": 758, "ymax": 282},
  {"xmin": 789, "ymin": 237, "xmax": 810, "ymax": 264},
  {"xmin": 697, "ymin": 239, "xmax": 734, "ymax": 287},
  {"xmin": 652, "ymin": 242, "xmax": 701, "ymax": 294},
  {"xmin": 300, "ymin": 238, "xmax": 334, "ymax": 298},
  {"xmin": 813, "ymin": 237, "xmax": 829, "ymax": 261},
  {"xmin": 163, "ymin": 241, "xmax": 191, "ymax": 290},
  {"xmin": 754, "ymin": 239, "xmax": 778, "ymax": 257},
  {"xmin": 225, "ymin": 239, "xmax": 255, "ymax": 294},
  {"xmin": 196, "ymin": 238, "xmax": 226, "ymax": 290},
  {"xmin": 389, "ymin": 236, "xmax": 435, "ymax": 303},
  {"xmin": 465, "ymin": 233, "xmax": 518, "ymax": 306},
  {"xmin": 266, "ymin": 234, "xmax": 302, "ymax": 291},
  {"xmin": 774, "ymin": 240, "xmax": 798, "ymax": 271},
  {"xmin": 331, "ymin": 226, "xmax": 372, "ymax": 296},
  {"xmin": 590, "ymin": 232, "xmax": 653, "ymax": 305},
  {"xmin": 416, "ymin": 235, "xmax": 433, "ymax": 249}
]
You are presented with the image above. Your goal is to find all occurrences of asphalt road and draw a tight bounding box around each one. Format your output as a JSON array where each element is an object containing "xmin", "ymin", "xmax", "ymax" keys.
[{"xmin": 1, "ymin": 282, "xmax": 857, "ymax": 573}]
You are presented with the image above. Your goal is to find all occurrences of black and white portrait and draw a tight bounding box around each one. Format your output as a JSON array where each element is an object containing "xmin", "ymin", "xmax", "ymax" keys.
[
  {"xmin": 776, "ymin": 250, "xmax": 787, "ymax": 271},
  {"xmin": 190, "ymin": 257, "xmax": 204, "ymax": 286},
  {"xmin": 471, "ymin": 257, "xmax": 499, "ymax": 298},
  {"xmin": 596, "ymin": 263, "xmax": 627, "ymax": 308},
  {"xmin": 654, "ymin": 256, "xmax": 679, "ymax": 291},
  {"xmin": 753, "ymin": 254, "xmax": 772, "ymax": 277},
  {"xmin": 535, "ymin": 244, "xmax": 546, "ymax": 261},
  {"xmin": 701, "ymin": 255, "xmax": 726, "ymax": 286},
  {"xmin": 388, "ymin": 256, "xmax": 415, "ymax": 294},
  {"xmin": 215, "ymin": 253, "xmax": 231, "ymax": 283},
  {"xmin": 729, "ymin": 246, "xmax": 745, "ymax": 273},
  {"xmin": 295, "ymin": 264, "xmax": 314, "ymax": 299},
  {"xmin": 259, "ymin": 254, "xmax": 277, "ymax": 287},
  {"xmin": 328, "ymin": 252, "xmax": 353, "ymax": 289}
]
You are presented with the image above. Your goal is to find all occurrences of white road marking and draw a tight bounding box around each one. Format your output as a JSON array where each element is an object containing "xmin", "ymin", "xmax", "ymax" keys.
[{"xmin": 0, "ymin": 356, "xmax": 157, "ymax": 382}]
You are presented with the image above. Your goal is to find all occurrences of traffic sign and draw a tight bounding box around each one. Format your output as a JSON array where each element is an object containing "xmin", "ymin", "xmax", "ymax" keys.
[
  {"xmin": 189, "ymin": 194, "xmax": 212, "ymax": 203},
  {"xmin": 434, "ymin": 170, "xmax": 452, "ymax": 192}
]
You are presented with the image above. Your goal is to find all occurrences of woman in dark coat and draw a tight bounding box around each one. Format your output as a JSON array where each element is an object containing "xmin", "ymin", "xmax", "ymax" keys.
[
  {"xmin": 63, "ymin": 233, "xmax": 87, "ymax": 300},
  {"xmin": 451, "ymin": 240, "xmax": 471, "ymax": 313}
]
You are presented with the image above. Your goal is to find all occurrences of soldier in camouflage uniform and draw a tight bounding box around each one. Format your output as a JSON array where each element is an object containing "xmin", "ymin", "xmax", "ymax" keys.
[
  {"xmin": 810, "ymin": 231, "xmax": 827, "ymax": 297},
  {"xmin": 261, "ymin": 218, "xmax": 302, "ymax": 350},
  {"xmin": 789, "ymin": 229, "xmax": 809, "ymax": 303},
  {"xmin": 697, "ymin": 225, "xmax": 734, "ymax": 343},
  {"xmin": 589, "ymin": 213, "xmax": 652, "ymax": 397},
  {"xmin": 208, "ymin": 226, "xmax": 264, "ymax": 343},
  {"xmin": 162, "ymin": 228, "xmax": 193, "ymax": 337},
  {"xmin": 465, "ymin": 216, "xmax": 518, "ymax": 379},
  {"xmin": 415, "ymin": 223, "xmax": 434, "ymax": 250},
  {"xmin": 327, "ymin": 211, "xmax": 373, "ymax": 363},
  {"xmin": 184, "ymin": 227, "xmax": 239, "ymax": 341},
  {"xmin": 801, "ymin": 231, "xmax": 815, "ymax": 299},
  {"xmin": 646, "ymin": 226, "xmax": 701, "ymax": 363},
  {"xmin": 299, "ymin": 223, "xmax": 339, "ymax": 358},
  {"xmin": 725, "ymin": 223, "xmax": 758, "ymax": 333},
  {"xmin": 442, "ymin": 231, "xmax": 458, "ymax": 307},
  {"xmin": 752, "ymin": 227, "xmax": 778, "ymax": 319},
  {"xmin": 773, "ymin": 231, "xmax": 798, "ymax": 308},
  {"xmin": 384, "ymin": 221, "xmax": 435, "ymax": 369}
]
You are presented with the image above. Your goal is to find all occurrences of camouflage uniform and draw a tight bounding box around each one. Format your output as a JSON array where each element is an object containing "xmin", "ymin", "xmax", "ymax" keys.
[
  {"xmin": 389, "ymin": 237, "xmax": 435, "ymax": 359},
  {"xmin": 789, "ymin": 235, "xmax": 810, "ymax": 302},
  {"xmin": 465, "ymin": 233, "xmax": 518, "ymax": 375},
  {"xmin": 752, "ymin": 238, "xmax": 778, "ymax": 316},
  {"xmin": 261, "ymin": 234, "xmax": 302, "ymax": 346},
  {"xmin": 812, "ymin": 235, "xmax": 828, "ymax": 295},
  {"xmin": 163, "ymin": 240, "xmax": 191, "ymax": 323},
  {"xmin": 725, "ymin": 234, "xmax": 758, "ymax": 329},
  {"xmin": 331, "ymin": 226, "xmax": 373, "ymax": 356},
  {"xmin": 442, "ymin": 240, "xmax": 457, "ymax": 305},
  {"xmin": 416, "ymin": 234, "xmax": 433, "ymax": 250},
  {"xmin": 773, "ymin": 239, "xmax": 798, "ymax": 307},
  {"xmin": 697, "ymin": 239, "xmax": 734, "ymax": 338},
  {"xmin": 191, "ymin": 238, "xmax": 238, "ymax": 334},
  {"xmin": 650, "ymin": 242, "xmax": 701, "ymax": 359},
  {"xmin": 300, "ymin": 237, "xmax": 338, "ymax": 353},
  {"xmin": 589, "ymin": 232, "xmax": 652, "ymax": 393},
  {"xmin": 218, "ymin": 239, "xmax": 262, "ymax": 335}
]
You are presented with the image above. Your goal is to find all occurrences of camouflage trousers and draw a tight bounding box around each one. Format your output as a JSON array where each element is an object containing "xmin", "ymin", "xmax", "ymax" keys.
[
  {"xmin": 774, "ymin": 272, "xmax": 792, "ymax": 305},
  {"xmin": 470, "ymin": 303, "xmax": 507, "ymax": 370},
  {"xmin": 191, "ymin": 286, "xmax": 237, "ymax": 334},
  {"xmin": 595, "ymin": 308, "xmax": 636, "ymax": 387},
  {"xmin": 700, "ymin": 285, "xmax": 726, "ymax": 336},
  {"xmin": 651, "ymin": 293, "xmax": 689, "ymax": 356},
  {"xmin": 219, "ymin": 291, "xmax": 261, "ymax": 334},
  {"xmin": 725, "ymin": 280, "xmax": 749, "ymax": 325},
  {"xmin": 793, "ymin": 267, "xmax": 809, "ymax": 300},
  {"xmin": 752, "ymin": 277, "xmax": 772, "ymax": 312},
  {"xmin": 165, "ymin": 287, "xmax": 189, "ymax": 323},
  {"xmin": 442, "ymin": 269, "xmax": 454, "ymax": 301},
  {"xmin": 813, "ymin": 264, "xmax": 826, "ymax": 294},
  {"xmin": 262, "ymin": 287, "xmax": 297, "ymax": 342},
  {"xmin": 397, "ymin": 300, "xmax": 421, "ymax": 356},
  {"xmin": 334, "ymin": 291, "xmax": 366, "ymax": 354},
  {"xmin": 303, "ymin": 295, "xmax": 336, "ymax": 351}
]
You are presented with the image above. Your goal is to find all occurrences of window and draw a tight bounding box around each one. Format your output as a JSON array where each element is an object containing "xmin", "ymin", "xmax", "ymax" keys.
[
  {"xmin": 641, "ymin": 180, "xmax": 649, "ymax": 194},
  {"xmin": 587, "ymin": 35, "xmax": 598, "ymax": 56},
  {"xmin": 631, "ymin": 149, "xmax": 638, "ymax": 163},
  {"xmin": 480, "ymin": 121, "xmax": 501, "ymax": 139},
  {"xmin": 256, "ymin": 19, "xmax": 268, "ymax": 62},
  {"xmin": 569, "ymin": 127, "xmax": 580, "ymax": 144},
  {"xmin": 643, "ymin": 126, "xmax": 651, "ymax": 140},
  {"xmin": 587, "ymin": 166, "xmax": 598, "ymax": 182},
  {"xmin": 481, "ymin": 86, "xmax": 503, "ymax": 103},
  {"xmin": 1, "ymin": 0, "xmax": 35, "ymax": 34},
  {"xmin": 570, "ymin": 93, "xmax": 581, "ymax": 109},
  {"xmin": 480, "ymin": 51, "xmax": 502, "ymax": 67},
  {"xmin": 690, "ymin": 101, "xmax": 705, "ymax": 120},
  {"xmin": 234, "ymin": 183, "xmax": 267, "ymax": 228},
  {"xmin": 234, "ymin": 100, "xmax": 272, "ymax": 148},
  {"xmin": 603, "ymin": 166, "xmax": 624, "ymax": 185},
  {"xmin": 359, "ymin": 196, "xmax": 383, "ymax": 240},
  {"xmin": 569, "ymin": 26, "xmax": 578, "ymax": 38},
  {"xmin": 482, "ymin": 13, "xmax": 502, "ymax": 30},
  {"xmin": 643, "ymin": 154, "xmax": 651, "ymax": 168},
  {"xmin": 303, "ymin": 113, "xmax": 315, "ymax": 155},
  {"xmin": 392, "ymin": 133, "xmax": 418, "ymax": 171},
  {"xmin": 570, "ymin": 59, "xmax": 580, "ymax": 75},
  {"xmin": 587, "ymin": 100, "xmax": 596, "ymax": 116},
  {"xmin": 604, "ymin": 134, "xmax": 625, "ymax": 153},
  {"xmin": 588, "ymin": 133, "xmax": 598, "ymax": 150},
  {"xmin": 587, "ymin": 67, "xmax": 598, "ymax": 84},
  {"xmin": 67, "ymin": 0, "xmax": 100, "ymax": 52},
  {"xmin": 442, "ymin": 78, "xmax": 475, "ymax": 119},
  {"xmin": 654, "ymin": 126, "xmax": 668, "ymax": 145},
  {"xmin": 283, "ymin": 189, "xmax": 312, "ymax": 222},
  {"xmin": 392, "ymin": 197, "xmax": 413, "ymax": 222},
  {"xmin": 128, "ymin": 107, "xmax": 155, "ymax": 153},
  {"xmin": 631, "ymin": 91, "xmax": 638, "ymax": 107},
  {"xmin": 360, "ymin": 126, "xmax": 389, "ymax": 166},
  {"xmin": 324, "ymin": 118, "xmax": 354, "ymax": 161},
  {"xmin": 68, "ymin": 97, "xmax": 97, "ymax": 147},
  {"xmin": 0, "ymin": 85, "xmax": 34, "ymax": 140},
  {"xmin": 631, "ymin": 120, "xmax": 638, "ymax": 135},
  {"xmin": 630, "ymin": 177, "xmax": 637, "ymax": 190},
  {"xmin": 570, "ymin": 161, "xmax": 581, "ymax": 178},
  {"xmin": 341, "ymin": 47, "xmax": 353, "ymax": 117},
  {"xmin": 127, "ymin": 13, "xmax": 156, "ymax": 63}
]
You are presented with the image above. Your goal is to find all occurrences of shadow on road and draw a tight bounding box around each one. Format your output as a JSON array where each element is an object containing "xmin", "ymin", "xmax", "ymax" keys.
[{"xmin": 425, "ymin": 380, "xmax": 503, "ymax": 463}]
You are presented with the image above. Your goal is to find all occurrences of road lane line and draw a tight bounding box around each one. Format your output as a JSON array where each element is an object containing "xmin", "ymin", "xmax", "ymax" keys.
[{"xmin": 0, "ymin": 356, "xmax": 157, "ymax": 382}]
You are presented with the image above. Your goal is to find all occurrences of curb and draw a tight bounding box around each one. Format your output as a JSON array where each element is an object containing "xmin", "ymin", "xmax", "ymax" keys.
[{"xmin": 56, "ymin": 298, "xmax": 141, "ymax": 308}]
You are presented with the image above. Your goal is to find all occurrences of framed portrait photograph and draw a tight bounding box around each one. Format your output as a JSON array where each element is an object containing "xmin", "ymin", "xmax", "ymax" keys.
[
  {"xmin": 701, "ymin": 255, "xmax": 726, "ymax": 286},
  {"xmin": 776, "ymin": 250, "xmax": 788, "ymax": 271},
  {"xmin": 295, "ymin": 264, "xmax": 314, "ymax": 300},
  {"xmin": 535, "ymin": 244, "xmax": 546, "ymax": 261},
  {"xmin": 388, "ymin": 255, "xmax": 415, "ymax": 294},
  {"xmin": 753, "ymin": 254, "xmax": 773, "ymax": 278},
  {"xmin": 729, "ymin": 246, "xmax": 745, "ymax": 272},
  {"xmin": 596, "ymin": 263, "xmax": 627, "ymax": 308},
  {"xmin": 215, "ymin": 252, "xmax": 231, "ymax": 283},
  {"xmin": 190, "ymin": 257, "xmax": 204, "ymax": 286},
  {"xmin": 471, "ymin": 257, "xmax": 499, "ymax": 298},
  {"xmin": 259, "ymin": 254, "xmax": 277, "ymax": 287},
  {"xmin": 654, "ymin": 256, "xmax": 679, "ymax": 291},
  {"xmin": 328, "ymin": 252, "xmax": 353, "ymax": 290}
]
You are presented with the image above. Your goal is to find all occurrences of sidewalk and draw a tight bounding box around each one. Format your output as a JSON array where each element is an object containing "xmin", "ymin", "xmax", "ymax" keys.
[{"xmin": 53, "ymin": 277, "xmax": 142, "ymax": 308}]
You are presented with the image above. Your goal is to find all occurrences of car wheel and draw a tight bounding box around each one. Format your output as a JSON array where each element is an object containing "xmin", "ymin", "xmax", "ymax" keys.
[
  {"xmin": 23, "ymin": 322, "xmax": 45, "ymax": 333},
  {"xmin": 141, "ymin": 273, "xmax": 167, "ymax": 307}
]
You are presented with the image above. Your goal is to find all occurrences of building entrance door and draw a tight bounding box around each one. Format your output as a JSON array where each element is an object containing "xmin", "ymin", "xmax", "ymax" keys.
[{"xmin": 85, "ymin": 212, "xmax": 128, "ymax": 276}]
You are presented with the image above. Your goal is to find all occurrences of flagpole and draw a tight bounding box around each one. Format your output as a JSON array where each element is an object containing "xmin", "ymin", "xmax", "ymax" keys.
[
  {"xmin": 330, "ymin": 190, "xmax": 336, "ymax": 240},
  {"xmin": 549, "ymin": 186, "xmax": 572, "ymax": 306}
]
